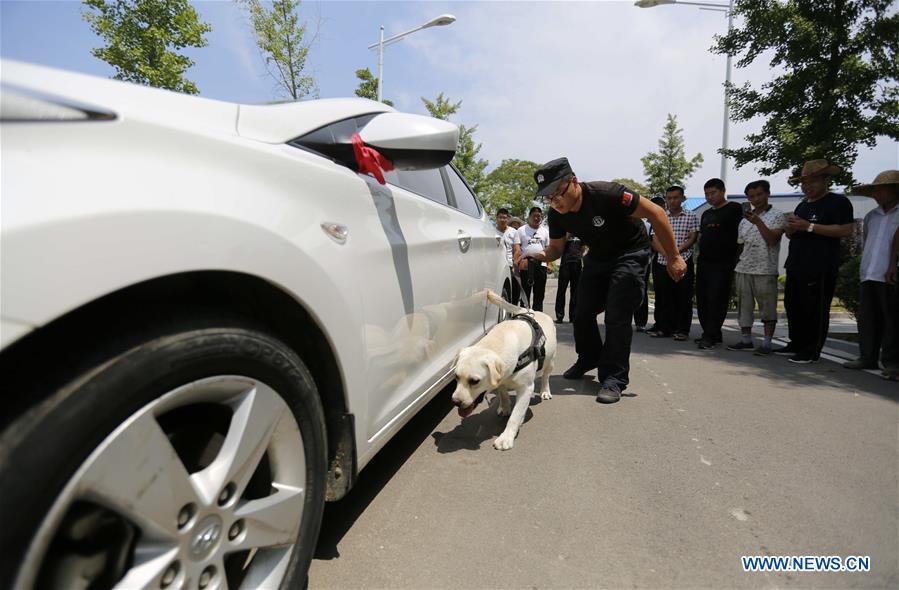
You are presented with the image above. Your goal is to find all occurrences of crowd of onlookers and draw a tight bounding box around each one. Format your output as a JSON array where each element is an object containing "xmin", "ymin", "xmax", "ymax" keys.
[{"xmin": 496, "ymin": 160, "xmax": 899, "ymax": 381}]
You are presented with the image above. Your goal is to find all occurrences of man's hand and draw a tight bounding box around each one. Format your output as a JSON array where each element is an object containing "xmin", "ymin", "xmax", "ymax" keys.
[
  {"xmin": 887, "ymin": 265, "xmax": 897, "ymax": 285},
  {"xmin": 667, "ymin": 255, "xmax": 687, "ymax": 282},
  {"xmin": 518, "ymin": 258, "xmax": 529, "ymax": 272},
  {"xmin": 745, "ymin": 210, "xmax": 763, "ymax": 226},
  {"xmin": 787, "ymin": 214, "xmax": 811, "ymax": 233}
]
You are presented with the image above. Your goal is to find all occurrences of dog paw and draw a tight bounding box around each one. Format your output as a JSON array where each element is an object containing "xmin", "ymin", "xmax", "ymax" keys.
[
  {"xmin": 493, "ymin": 435, "xmax": 514, "ymax": 450},
  {"xmin": 541, "ymin": 391, "xmax": 553, "ymax": 400},
  {"xmin": 496, "ymin": 404, "xmax": 511, "ymax": 417}
]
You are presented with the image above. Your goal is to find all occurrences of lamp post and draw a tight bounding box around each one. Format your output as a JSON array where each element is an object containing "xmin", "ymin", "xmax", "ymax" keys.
[
  {"xmin": 635, "ymin": 0, "xmax": 734, "ymax": 184},
  {"xmin": 367, "ymin": 14, "xmax": 456, "ymax": 102}
]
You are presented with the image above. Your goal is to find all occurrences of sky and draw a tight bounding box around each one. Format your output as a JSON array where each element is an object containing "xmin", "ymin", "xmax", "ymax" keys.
[{"xmin": 2, "ymin": 0, "xmax": 896, "ymax": 196}]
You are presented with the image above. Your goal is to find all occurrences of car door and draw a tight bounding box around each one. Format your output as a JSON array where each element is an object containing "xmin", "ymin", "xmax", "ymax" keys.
[
  {"xmin": 361, "ymin": 167, "xmax": 486, "ymax": 441},
  {"xmin": 442, "ymin": 165, "xmax": 504, "ymax": 331}
]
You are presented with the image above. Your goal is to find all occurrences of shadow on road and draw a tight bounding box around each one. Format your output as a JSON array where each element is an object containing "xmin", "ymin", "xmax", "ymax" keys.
[
  {"xmin": 431, "ymin": 397, "xmax": 535, "ymax": 453},
  {"xmin": 314, "ymin": 384, "xmax": 455, "ymax": 560}
]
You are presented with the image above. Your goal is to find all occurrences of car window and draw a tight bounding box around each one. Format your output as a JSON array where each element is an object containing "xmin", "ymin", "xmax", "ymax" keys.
[
  {"xmin": 446, "ymin": 166, "xmax": 481, "ymax": 218},
  {"xmin": 385, "ymin": 169, "xmax": 449, "ymax": 206}
]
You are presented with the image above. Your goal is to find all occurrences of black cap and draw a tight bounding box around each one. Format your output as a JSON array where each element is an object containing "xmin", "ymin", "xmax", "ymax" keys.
[{"xmin": 534, "ymin": 157, "xmax": 573, "ymax": 196}]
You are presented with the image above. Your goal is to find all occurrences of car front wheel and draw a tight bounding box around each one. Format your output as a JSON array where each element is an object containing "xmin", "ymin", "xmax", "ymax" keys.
[{"xmin": 1, "ymin": 325, "xmax": 327, "ymax": 590}]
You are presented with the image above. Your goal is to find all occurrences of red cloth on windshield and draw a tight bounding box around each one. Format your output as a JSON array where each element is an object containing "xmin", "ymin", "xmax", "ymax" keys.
[{"xmin": 351, "ymin": 133, "xmax": 395, "ymax": 185}]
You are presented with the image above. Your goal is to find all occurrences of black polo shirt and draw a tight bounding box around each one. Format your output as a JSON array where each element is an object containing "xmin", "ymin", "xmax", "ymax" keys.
[
  {"xmin": 698, "ymin": 201, "xmax": 743, "ymax": 265},
  {"xmin": 785, "ymin": 192, "xmax": 854, "ymax": 274},
  {"xmin": 547, "ymin": 181, "xmax": 649, "ymax": 261}
]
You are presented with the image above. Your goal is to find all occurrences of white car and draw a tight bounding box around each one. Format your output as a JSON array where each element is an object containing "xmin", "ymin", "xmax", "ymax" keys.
[{"xmin": 0, "ymin": 60, "xmax": 509, "ymax": 589}]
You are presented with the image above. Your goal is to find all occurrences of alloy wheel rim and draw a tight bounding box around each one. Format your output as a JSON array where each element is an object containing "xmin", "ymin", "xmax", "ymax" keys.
[{"xmin": 17, "ymin": 375, "xmax": 306, "ymax": 590}]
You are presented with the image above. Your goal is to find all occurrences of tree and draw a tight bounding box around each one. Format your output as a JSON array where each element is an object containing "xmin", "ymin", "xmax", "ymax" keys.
[
  {"xmin": 713, "ymin": 0, "xmax": 898, "ymax": 184},
  {"xmin": 640, "ymin": 113, "xmax": 704, "ymax": 197},
  {"xmin": 611, "ymin": 178, "xmax": 651, "ymax": 197},
  {"xmin": 480, "ymin": 159, "xmax": 541, "ymax": 218},
  {"xmin": 81, "ymin": 0, "xmax": 210, "ymax": 94},
  {"xmin": 354, "ymin": 67, "xmax": 393, "ymax": 106},
  {"xmin": 239, "ymin": 0, "xmax": 316, "ymax": 100},
  {"xmin": 421, "ymin": 93, "xmax": 489, "ymax": 193}
]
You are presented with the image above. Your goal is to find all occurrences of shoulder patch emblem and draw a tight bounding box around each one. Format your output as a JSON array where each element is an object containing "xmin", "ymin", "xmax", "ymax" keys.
[
  {"xmin": 536, "ymin": 174, "xmax": 544, "ymax": 183},
  {"xmin": 621, "ymin": 191, "xmax": 633, "ymax": 207},
  {"xmin": 592, "ymin": 216, "xmax": 605, "ymax": 228}
]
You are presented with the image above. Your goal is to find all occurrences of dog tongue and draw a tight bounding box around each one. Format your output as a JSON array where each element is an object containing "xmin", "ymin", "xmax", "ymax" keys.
[{"xmin": 457, "ymin": 392, "xmax": 485, "ymax": 419}]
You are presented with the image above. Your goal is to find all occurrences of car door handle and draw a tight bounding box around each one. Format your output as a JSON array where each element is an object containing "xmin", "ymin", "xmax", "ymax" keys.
[{"xmin": 457, "ymin": 230, "xmax": 471, "ymax": 253}]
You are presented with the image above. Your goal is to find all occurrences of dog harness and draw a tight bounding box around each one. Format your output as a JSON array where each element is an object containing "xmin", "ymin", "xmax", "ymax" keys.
[{"xmin": 511, "ymin": 313, "xmax": 546, "ymax": 373}]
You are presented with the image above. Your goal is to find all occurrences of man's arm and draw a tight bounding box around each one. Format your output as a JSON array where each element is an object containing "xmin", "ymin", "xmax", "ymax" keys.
[
  {"xmin": 886, "ymin": 226, "xmax": 899, "ymax": 285},
  {"xmin": 532, "ymin": 237, "xmax": 565, "ymax": 264},
  {"xmin": 680, "ymin": 230, "xmax": 698, "ymax": 252},
  {"xmin": 632, "ymin": 198, "xmax": 686, "ymax": 280},
  {"xmin": 512, "ymin": 243, "xmax": 522, "ymax": 266},
  {"xmin": 786, "ymin": 215, "xmax": 854, "ymax": 238},
  {"xmin": 745, "ymin": 212, "xmax": 784, "ymax": 246}
]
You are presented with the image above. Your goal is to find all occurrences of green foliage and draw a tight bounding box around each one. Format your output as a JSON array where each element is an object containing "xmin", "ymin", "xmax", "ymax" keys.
[
  {"xmin": 640, "ymin": 114, "xmax": 704, "ymax": 197},
  {"xmin": 480, "ymin": 159, "xmax": 541, "ymax": 219},
  {"xmin": 421, "ymin": 92, "xmax": 461, "ymax": 120},
  {"xmin": 81, "ymin": 0, "xmax": 210, "ymax": 94},
  {"xmin": 239, "ymin": 0, "xmax": 315, "ymax": 100},
  {"xmin": 354, "ymin": 68, "xmax": 393, "ymax": 106},
  {"xmin": 611, "ymin": 177, "xmax": 651, "ymax": 197},
  {"xmin": 713, "ymin": 0, "xmax": 899, "ymax": 185},
  {"xmin": 834, "ymin": 255, "xmax": 861, "ymax": 318},
  {"xmin": 421, "ymin": 93, "xmax": 489, "ymax": 194}
]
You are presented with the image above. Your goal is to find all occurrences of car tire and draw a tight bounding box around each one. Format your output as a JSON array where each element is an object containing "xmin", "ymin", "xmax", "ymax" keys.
[{"xmin": 0, "ymin": 324, "xmax": 327, "ymax": 590}]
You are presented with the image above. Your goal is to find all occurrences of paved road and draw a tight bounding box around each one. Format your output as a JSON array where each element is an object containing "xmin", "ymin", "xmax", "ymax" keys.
[{"xmin": 309, "ymin": 281, "xmax": 898, "ymax": 589}]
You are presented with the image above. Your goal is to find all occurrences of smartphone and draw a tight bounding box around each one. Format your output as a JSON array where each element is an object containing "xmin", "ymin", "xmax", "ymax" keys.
[{"xmin": 741, "ymin": 202, "xmax": 753, "ymax": 215}]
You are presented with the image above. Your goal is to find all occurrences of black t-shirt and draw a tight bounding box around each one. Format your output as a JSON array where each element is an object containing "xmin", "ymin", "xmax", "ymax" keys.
[
  {"xmin": 785, "ymin": 192, "xmax": 854, "ymax": 274},
  {"xmin": 699, "ymin": 201, "xmax": 743, "ymax": 265},
  {"xmin": 547, "ymin": 181, "xmax": 649, "ymax": 260}
]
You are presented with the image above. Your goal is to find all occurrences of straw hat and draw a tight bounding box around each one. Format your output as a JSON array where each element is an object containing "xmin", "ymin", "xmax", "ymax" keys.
[
  {"xmin": 850, "ymin": 170, "xmax": 899, "ymax": 197},
  {"xmin": 788, "ymin": 159, "xmax": 844, "ymax": 182}
]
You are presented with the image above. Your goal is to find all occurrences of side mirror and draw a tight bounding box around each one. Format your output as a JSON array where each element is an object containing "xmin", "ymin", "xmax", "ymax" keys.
[
  {"xmin": 358, "ymin": 113, "xmax": 459, "ymax": 170},
  {"xmin": 292, "ymin": 112, "xmax": 458, "ymax": 172}
]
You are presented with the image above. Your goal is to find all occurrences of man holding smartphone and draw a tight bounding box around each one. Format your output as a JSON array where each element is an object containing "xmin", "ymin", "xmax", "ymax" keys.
[{"xmin": 727, "ymin": 180, "xmax": 789, "ymax": 355}]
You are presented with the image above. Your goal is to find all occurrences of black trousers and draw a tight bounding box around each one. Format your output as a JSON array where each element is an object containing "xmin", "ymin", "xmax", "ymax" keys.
[
  {"xmin": 633, "ymin": 260, "xmax": 651, "ymax": 327},
  {"xmin": 858, "ymin": 280, "xmax": 899, "ymax": 370},
  {"xmin": 654, "ymin": 257, "xmax": 695, "ymax": 335},
  {"xmin": 574, "ymin": 249, "xmax": 649, "ymax": 390},
  {"xmin": 509, "ymin": 266, "xmax": 522, "ymax": 306},
  {"xmin": 696, "ymin": 260, "xmax": 734, "ymax": 343},
  {"xmin": 784, "ymin": 269, "xmax": 837, "ymax": 358},
  {"xmin": 521, "ymin": 263, "xmax": 547, "ymax": 311},
  {"xmin": 555, "ymin": 260, "xmax": 582, "ymax": 321}
]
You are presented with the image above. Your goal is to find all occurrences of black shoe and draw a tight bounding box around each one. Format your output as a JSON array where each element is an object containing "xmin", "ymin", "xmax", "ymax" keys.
[
  {"xmin": 648, "ymin": 331, "xmax": 672, "ymax": 338},
  {"xmin": 596, "ymin": 385, "xmax": 621, "ymax": 404},
  {"xmin": 693, "ymin": 337, "xmax": 704, "ymax": 344},
  {"xmin": 635, "ymin": 325, "xmax": 646, "ymax": 333},
  {"xmin": 554, "ymin": 319, "xmax": 565, "ymax": 324},
  {"xmin": 726, "ymin": 341, "xmax": 755, "ymax": 351},
  {"xmin": 772, "ymin": 344, "xmax": 797, "ymax": 355},
  {"xmin": 788, "ymin": 353, "xmax": 819, "ymax": 364},
  {"xmin": 563, "ymin": 361, "xmax": 596, "ymax": 379},
  {"xmin": 697, "ymin": 339, "xmax": 718, "ymax": 350}
]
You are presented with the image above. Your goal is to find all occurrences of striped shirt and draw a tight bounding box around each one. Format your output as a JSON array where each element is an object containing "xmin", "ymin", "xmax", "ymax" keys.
[{"xmin": 657, "ymin": 210, "xmax": 699, "ymax": 265}]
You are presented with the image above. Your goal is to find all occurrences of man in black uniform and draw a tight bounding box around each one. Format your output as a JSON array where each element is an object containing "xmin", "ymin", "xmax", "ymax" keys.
[
  {"xmin": 528, "ymin": 158, "xmax": 687, "ymax": 404},
  {"xmin": 695, "ymin": 178, "xmax": 744, "ymax": 349}
]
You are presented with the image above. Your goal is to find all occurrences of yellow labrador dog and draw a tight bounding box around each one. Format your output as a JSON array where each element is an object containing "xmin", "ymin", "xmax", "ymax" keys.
[{"xmin": 451, "ymin": 290, "xmax": 557, "ymax": 450}]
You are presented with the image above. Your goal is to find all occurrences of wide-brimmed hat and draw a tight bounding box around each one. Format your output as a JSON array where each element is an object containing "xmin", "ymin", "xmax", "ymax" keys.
[
  {"xmin": 788, "ymin": 159, "xmax": 844, "ymax": 182},
  {"xmin": 850, "ymin": 170, "xmax": 899, "ymax": 197}
]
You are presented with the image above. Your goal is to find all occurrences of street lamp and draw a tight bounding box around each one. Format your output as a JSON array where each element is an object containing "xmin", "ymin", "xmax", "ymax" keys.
[
  {"xmin": 635, "ymin": 0, "xmax": 734, "ymax": 184},
  {"xmin": 367, "ymin": 14, "xmax": 456, "ymax": 102}
]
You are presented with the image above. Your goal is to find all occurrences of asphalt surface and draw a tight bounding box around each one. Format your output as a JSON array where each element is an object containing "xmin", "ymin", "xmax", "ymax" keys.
[{"xmin": 308, "ymin": 280, "xmax": 898, "ymax": 589}]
